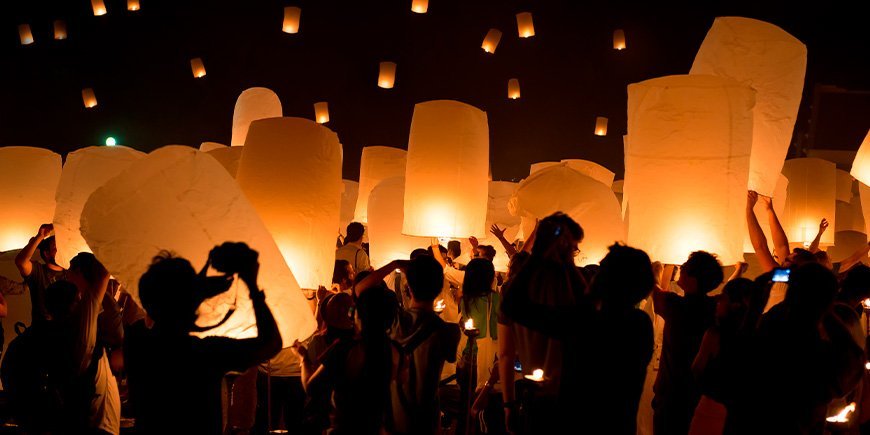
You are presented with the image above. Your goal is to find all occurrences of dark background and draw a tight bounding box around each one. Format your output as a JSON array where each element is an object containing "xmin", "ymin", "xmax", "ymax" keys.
[{"xmin": 2, "ymin": 0, "xmax": 868, "ymax": 181}]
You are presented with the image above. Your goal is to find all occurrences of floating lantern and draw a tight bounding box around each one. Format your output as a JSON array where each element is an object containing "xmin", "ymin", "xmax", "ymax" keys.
[
  {"xmin": 594, "ymin": 117, "xmax": 608, "ymax": 136},
  {"xmin": 403, "ymin": 100, "xmax": 489, "ymax": 239},
  {"xmin": 378, "ymin": 62, "xmax": 397, "ymax": 89},
  {"xmin": 691, "ymin": 17, "xmax": 807, "ymax": 197},
  {"xmin": 625, "ymin": 75, "xmax": 755, "ymax": 265},
  {"xmin": 0, "ymin": 147, "xmax": 62, "ymax": 252},
  {"xmin": 612, "ymin": 180, "xmax": 624, "ymax": 206},
  {"xmin": 529, "ymin": 161, "xmax": 559, "ymax": 175},
  {"xmin": 525, "ymin": 369, "xmax": 545, "ymax": 382},
  {"xmin": 516, "ymin": 12, "xmax": 534, "ymax": 38},
  {"xmin": 53, "ymin": 21, "xmax": 67, "ymax": 40},
  {"xmin": 190, "ymin": 57, "xmax": 206, "ymax": 78},
  {"xmin": 53, "ymin": 146, "xmax": 144, "ymax": 268},
  {"xmin": 92, "ymin": 0, "xmax": 107, "ymax": 16},
  {"xmin": 314, "ymin": 102, "xmax": 329, "ymax": 124},
  {"xmin": 743, "ymin": 173, "xmax": 788, "ymax": 253},
  {"xmin": 858, "ymin": 183, "xmax": 870, "ymax": 236},
  {"xmin": 481, "ymin": 29, "xmax": 502, "ymax": 54},
  {"xmin": 850, "ymin": 130, "xmax": 870, "ymax": 185},
  {"xmin": 837, "ymin": 189, "xmax": 868, "ymax": 234},
  {"xmin": 781, "ymin": 158, "xmax": 836, "ymax": 247},
  {"xmin": 82, "ymin": 88, "xmax": 98, "ymax": 108},
  {"xmin": 508, "ymin": 79, "xmax": 521, "ymax": 99},
  {"xmin": 127, "ymin": 0, "xmax": 140, "ymax": 11},
  {"xmin": 560, "ymin": 159, "xmax": 615, "ymax": 187},
  {"xmin": 340, "ymin": 180, "xmax": 359, "ymax": 232},
  {"xmin": 206, "ymin": 146, "xmax": 243, "ymax": 177},
  {"xmin": 613, "ymin": 29, "xmax": 626, "ymax": 50},
  {"xmin": 411, "ymin": 0, "xmax": 428, "ymax": 13},
  {"xmin": 367, "ymin": 177, "xmax": 428, "ymax": 268},
  {"xmin": 80, "ymin": 146, "xmax": 316, "ymax": 345},
  {"xmin": 236, "ymin": 118, "xmax": 343, "ymax": 290},
  {"xmin": 354, "ymin": 146, "xmax": 407, "ymax": 223},
  {"xmin": 827, "ymin": 231, "xmax": 867, "ymax": 263},
  {"xmin": 836, "ymin": 170, "xmax": 854, "ymax": 203},
  {"xmin": 231, "ymin": 87, "xmax": 282, "ymax": 146},
  {"xmin": 282, "ymin": 6, "xmax": 301, "ymax": 34},
  {"xmin": 18, "ymin": 24, "xmax": 34, "ymax": 45},
  {"xmin": 199, "ymin": 142, "xmax": 227, "ymax": 152}
]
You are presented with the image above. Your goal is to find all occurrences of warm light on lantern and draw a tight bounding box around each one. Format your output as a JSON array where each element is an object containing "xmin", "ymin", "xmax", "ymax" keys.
[
  {"xmin": 0, "ymin": 147, "xmax": 62, "ymax": 252},
  {"xmin": 82, "ymin": 88, "xmax": 98, "ymax": 109},
  {"xmin": 53, "ymin": 20, "xmax": 67, "ymax": 40},
  {"xmin": 366, "ymin": 177, "xmax": 429, "ymax": 268},
  {"xmin": 314, "ymin": 102, "xmax": 329, "ymax": 124},
  {"xmin": 481, "ymin": 29, "xmax": 502, "ymax": 54},
  {"xmin": 92, "ymin": 0, "xmax": 107, "ymax": 16},
  {"xmin": 525, "ymin": 369, "xmax": 545, "ymax": 382},
  {"xmin": 354, "ymin": 146, "xmax": 407, "ymax": 224},
  {"xmin": 127, "ymin": 0, "xmax": 140, "ymax": 11},
  {"xmin": 613, "ymin": 29, "xmax": 626, "ymax": 50},
  {"xmin": 190, "ymin": 57, "xmax": 207, "ymax": 78},
  {"xmin": 507, "ymin": 79, "xmax": 521, "ymax": 99},
  {"xmin": 231, "ymin": 87, "xmax": 283, "ymax": 146},
  {"xmin": 781, "ymin": 158, "xmax": 836, "ymax": 247},
  {"xmin": 283, "ymin": 7, "xmax": 301, "ymax": 34},
  {"xmin": 411, "ymin": 0, "xmax": 428, "ymax": 13},
  {"xmin": 850, "ymin": 130, "xmax": 870, "ymax": 186},
  {"xmin": 594, "ymin": 117, "xmax": 608, "ymax": 136},
  {"xmin": 378, "ymin": 62, "xmax": 397, "ymax": 89},
  {"xmin": 827, "ymin": 403, "xmax": 856, "ymax": 423},
  {"xmin": 516, "ymin": 12, "xmax": 535, "ymax": 38},
  {"xmin": 18, "ymin": 24, "xmax": 34, "ymax": 45}
]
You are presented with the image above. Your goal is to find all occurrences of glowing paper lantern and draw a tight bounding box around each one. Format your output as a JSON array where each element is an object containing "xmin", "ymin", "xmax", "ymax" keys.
[
  {"xmin": 828, "ymin": 231, "xmax": 868, "ymax": 263},
  {"xmin": 236, "ymin": 118, "xmax": 342, "ymax": 289},
  {"xmin": 516, "ymin": 12, "xmax": 535, "ymax": 38},
  {"xmin": 594, "ymin": 117, "xmax": 608, "ymax": 136},
  {"xmin": 411, "ymin": 0, "xmax": 428, "ymax": 13},
  {"xmin": 378, "ymin": 62, "xmax": 397, "ymax": 89},
  {"xmin": 18, "ymin": 25, "xmax": 34, "ymax": 45},
  {"xmin": 481, "ymin": 29, "xmax": 502, "ymax": 54},
  {"xmin": 354, "ymin": 146, "xmax": 407, "ymax": 223},
  {"xmin": 859, "ymin": 183, "xmax": 870, "ymax": 236},
  {"xmin": 0, "ymin": 147, "xmax": 62, "ymax": 252},
  {"xmin": 92, "ymin": 0, "xmax": 107, "ymax": 16},
  {"xmin": 625, "ymin": 74, "xmax": 755, "ymax": 265},
  {"xmin": 529, "ymin": 161, "xmax": 559, "ymax": 175},
  {"xmin": 80, "ymin": 146, "xmax": 316, "ymax": 345},
  {"xmin": 835, "ymin": 192, "xmax": 865, "ymax": 235},
  {"xmin": 743, "ymin": 173, "xmax": 788, "ymax": 253},
  {"xmin": 82, "ymin": 88, "xmax": 98, "ymax": 109},
  {"xmin": 508, "ymin": 79, "xmax": 521, "ymax": 99},
  {"xmin": 190, "ymin": 58, "xmax": 206, "ymax": 78},
  {"xmin": 849, "ymin": 130, "xmax": 870, "ymax": 185},
  {"xmin": 781, "ymin": 158, "xmax": 836, "ymax": 247},
  {"xmin": 53, "ymin": 21, "xmax": 67, "ymax": 40},
  {"xmin": 206, "ymin": 146, "xmax": 243, "ymax": 177},
  {"xmin": 282, "ymin": 7, "xmax": 301, "ymax": 34},
  {"xmin": 836, "ymin": 170, "xmax": 854, "ymax": 203},
  {"xmin": 314, "ymin": 102, "xmax": 329, "ymax": 124},
  {"xmin": 340, "ymin": 180, "xmax": 359, "ymax": 232},
  {"xmin": 691, "ymin": 17, "xmax": 807, "ymax": 197},
  {"xmin": 403, "ymin": 100, "xmax": 489, "ymax": 239},
  {"xmin": 613, "ymin": 29, "xmax": 626, "ymax": 50},
  {"xmin": 127, "ymin": 0, "xmax": 140, "ymax": 11},
  {"xmin": 486, "ymin": 181, "xmax": 521, "ymax": 271},
  {"xmin": 199, "ymin": 142, "xmax": 227, "ymax": 152},
  {"xmin": 560, "ymin": 159, "xmax": 615, "ymax": 187},
  {"xmin": 53, "ymin": 146, "xmax": 145, "ymax": 268},
  {"xmin": 231, "ymin": 87, "xmax": 282, "ymax": 146},
  {"xmin": 368, "ymin": 177, "xmax": 428, "ymax": 268}
]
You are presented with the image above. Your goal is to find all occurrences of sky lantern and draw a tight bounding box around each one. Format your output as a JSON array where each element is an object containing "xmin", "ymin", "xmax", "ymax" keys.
[
  {"xmin": 508, "ymin": 79, "xmax": 521, "ymax": 99},
  {"xmin": 0, "ymin": 147, "xmax": 61, "ymax": 252},
  {"xmin": 52, "ymin": 146, "xmax": 144, "ymax": 268},
  {"xmin": 529, "ymin": 161, "xmax": 559, "ymax": 175},
  {"xmin": 53, "ymin": 21, "xmax": 67, "ymax": 40},
  {"xmin": 781, "ymin": 158, "xmax": 836, "ymax": 247},
  {"xmin": 80, "ymin": 146, "xmax": 316, "ymax": 345},
  {"xmin": 206, "ymin": 146, "xmax": 243, "ymax": 177},
  {"xmin": 859, "ymin": 183, "xmax": 870, "ymax": 236},
  {"xmin": 92, "ymin": 0, "xmax": 107, "ymax": 16},
  {"xmin": 354, "ymin": 146, "xmax": 407, "ymax": 223},
  {"xmin": 236, "ymin": 117, "xmax": 343, "ymax": 290},
  {"xmin": 486, "ymin": 181, "xmax": 521, "ymax": 271},
  {"xmin": 314, "ymin": 102, "xmax": 330, "ymax": 124},
  {"xmin": 127, "ymin": 0, "xmax": 140, "ymax": 11},
  {"xmin": 836, "ymin": 170, "xmax": 854, "ymax": 203},
  {"xmin": 743, "ymin": 173, "xmax": 788, "ymax": 252},
  {"xmin": 560, "ymin": 159, "xmax": 615, "ymax": 187},
  {"xmin": 367, "ymin": 177, "xmax": 428, "ymax": 268},
  {"xmin": 82, "ymin": 88, "xmax": 98, "ymax": 108},
  {"xmin": 691, "ymin": 17, "xmax": 807, "ymax": 197},
  {"xmin": 403, "ymin": 100, "xmax": 489, "ymax": 239},
  {"xmin": 594, "ymin": 116, "xmax": 608, "ymax": 136},
  {"xmin": 199, "ymin": 142, "xmax": 227, "ymax": 152},
  {"xmin": 18, "ymin": 24, "xmax": 34, "ymax": 45},
  {"xmin": 411, "ymin": 0, "xmax": 428, "ymax": 13},
  {"xmin": 231, "ymin": 87, "xmax": 282, "ymax": 146},
  {"xmin": 613, "ymin": 29, "xmax": 626, "ymax": 50},
  {"xmin": 835, "ymin": 190, "xmax": 864, "ymax": 235},
  {"xmin": 283, "ymin": 7, "xmax": 301, "ymax": 34},
  {"xmin": 612, "ymin": 180, "xmax": 624, "ymax": 206},
  {"xmin": 481, "ymin": 29, "xmax": 502, "ymax": 53},
  {"xmin": 340, "ymin": 180, "xmax": 359, "ymax": 232},
  {"xmin": 850, "ymin": 130, "xmax": 870, "ymax": 185},
  {"xmin": 190, "ymin": 57, "xmax": 206, "ymax": 78},
  {"xmin": 378, "ymin": 61, "xmax": 397, "ymax": 89},
  {"xmin": 516, "ymin": 12, "xmax": 535, "ymax": 38},
  {"xmin": 625, "ymin": 74, "xmax": 755, "ymax": 265}
]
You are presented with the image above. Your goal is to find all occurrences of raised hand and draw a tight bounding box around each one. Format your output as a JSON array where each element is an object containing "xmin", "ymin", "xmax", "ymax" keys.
[
  {"xmin": 37, "ymin": 223, "xmax": 54, "ymax": 239},
  {"xmin": 490, "ymin": 224, "xmax": 506, "ymax": 240},
  {"xmin": 819, "ymin": 218, "xmax": 829, "ymax": 233},
  {"xmin": 469, "ymin": 236, "xmax": 479, "ymax": 249}
]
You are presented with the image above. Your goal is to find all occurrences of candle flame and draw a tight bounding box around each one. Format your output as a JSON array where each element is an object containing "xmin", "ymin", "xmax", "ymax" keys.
[
  {"xmin": 464, "ymin": 318, "xmax": 475, "ymax": 330},
  {"xmin": 434, "ymin": 299, "xmax": 446, "ymax": 311},
  {"xmin": 865, "ymin": 362, "xmax": 870, "ymax": 370},
  {"xmin": 826, "ymin": 402, "xmax": 856, "ymax": 423},
  {"xmin": 524, "ymin": 368, "xmax": 544, "ymax": 382},
  {"xmin": 862, "ymin": 298, "xmax": 870, "ymax": 309}
]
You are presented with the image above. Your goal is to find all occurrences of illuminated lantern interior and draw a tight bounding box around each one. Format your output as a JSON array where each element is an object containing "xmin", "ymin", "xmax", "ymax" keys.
[
  {"xmin": 199, "ymin": 142, "xmax": 227, "ymax": 152},
  {"xmin": 92, "ymin": 0, "xmax": 107, "ymax": 16},
  {"xmin": 481, "ymin": 29, "xmax": 502, "ymax": 54},
  {"xmin": 82, "ymin": 88, "xmax": 98, "ymax": 109},
  {"xmin": 53, "ymin": 20, "xmax": 67, "ymax": 40},
  {"xmin": 340, "ymin": 180, "xmax": 359, "ymax": 233},
  {"xmin": 231, "ymin": 87, "xmax": 282, "ymax": 146},
  {"xmin": 355, "ymin": 146, "xmax": 407, "ymax": 223},
  {"xmin": 314, "ymin": 102, "xmax": 330, "ymax": 124},
  {"xmin": 0, "ymin": 147, "xmax": 61, "ymax": 252},
  {"xmin": 283, "ymin": 7, "xmax": 302, "ymax": 34},
  {"xmin": 508, "ymin": 79, "xmax": 521, "ymax": 99},
  {"xmin": 594, "ymin": 116, "xmax": 608, "ymax": 136},
  {"xmin": 190, "ymin": 57, "xmax": 207, "ymax": 78},
  {"xmin": 378, "ymin": 62, "xmax": 397, "ymax": 89},
  {"xmin": 367, "ymin": 177, "xmax": 428, "ymax": 268},
  {"xmin": 516, "ymin": 12, "xmax": 535, "ymax": 38},
  {"xmin": 613, "ymin": 29, "xmax": 626, "ymax": 50},
  {"xmin": 19, "ymin": 24, "xmax": 34, "ymax": 45},
  {"xmin": 849, "ymin": 130, "xmax": 870, "ymax": 186},
  {"xmin": 560, "ymin": 159, "xmax": 615, "ymax": 187},
  {"xmin": 206, "ymin": 146, "xmax": 243, "ymax": 177},
  {"xmin": 781, "ymin": 158, "xmax": 836, "ymax": 247},
  {"xmin": 411, "ymin": 0, "xmax": 429, "ymax": 13},
  {"xmin": 127, "ymin": 0, "xmax": 140, "ymax": 11}
]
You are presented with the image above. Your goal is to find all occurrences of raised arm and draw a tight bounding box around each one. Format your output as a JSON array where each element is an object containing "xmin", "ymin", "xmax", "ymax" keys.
[
  {"xmin": 353, "ymin": 259, "xmax": 407, "ymax": 298},
  {"xmin": 838, "ymin": 242, "xmax": 870, "ymax": 273},
  {"xmin": 652, "ymin": 263, "xmax": 675, "ymax": 317},
  {"xmin": 430, "ymin": 239, "xmax": 447, "ymax": 268},
  {"xmin": 807, "ymin": 218, "xmax": 829, "ymax": 253},
  {"xmin": 490, "ymin": 224, "xmax": 518, "ymax": 258},
  {"xmin": 521, "ymin": 219, "xmax": 540, "ymax": 253},
  {"xmin": 15, "ymin": 223, "xmax": 52, "ymax": 278},
  {"xmin": 747, "ymin": 191, "xmax": 779, "ymax": 272},
  {"xmin": 762, "ymin": 194, "xmax": 790, "ymax": 263}
]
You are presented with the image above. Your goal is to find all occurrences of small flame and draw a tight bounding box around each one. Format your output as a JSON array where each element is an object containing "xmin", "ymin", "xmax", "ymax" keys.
[
  {"xmin": 862, "ymin": 298, "xmax": 870, "ymax": 310},
  {"xmin": 826, "ymin": 402, "xmax": 856, "ymax": 423},
  {"xmin": 865, "ymin": 362, "xmax": 870, "ymax": 371},
  {"xmin": 434, "ymin": 299, "xmax": 446, "ymax": 312},
  {"xmin": 524, "ymin": 368, "xmax": 544, "ymax": 382},
  {"xmin": 464, "ymin": 318, "xmax": 475, "ymax": 330}
]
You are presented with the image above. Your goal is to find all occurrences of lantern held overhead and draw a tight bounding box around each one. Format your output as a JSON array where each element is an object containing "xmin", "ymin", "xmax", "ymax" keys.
[
  {"xmin": 481, "ymin": 29, "xmax": 502, "ymax": 54},
  {"xmin": 516, "ymin": 12, "xmax": 535, "ymax": 38},
  {"xmin": 355, "ymin": 146, "xmax": 407, "ymax": 224},
  {"xmin": 283, "ymin": 7, "xmax": 301, "ymax": 34},
  {"xmin": 849, "ymin": 130, "xmax": 870, "ymax": 186},
  {"xmin": 367, "ymin": 177, "xmax": 429, "ymax": 268},
  {"xmin": 378, "ymin": 62, "xmax": 397, "ymax": 89},
  {"xmin": 0, "ymin": 147, "xmax": 62, "ymax": 252},
  {"xmin": 781, "ymin": 158, "xmax": 836, "ymax": 247}
]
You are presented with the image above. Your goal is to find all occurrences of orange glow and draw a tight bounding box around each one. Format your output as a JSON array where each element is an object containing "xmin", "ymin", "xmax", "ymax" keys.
[
  {"xmin": 283, "ymin": 7, "xmax": 301, "ymax": 34},
  {"xmin": 525, "ymin": 369, "xmax": 545, "ymax": 382},
  {"xmin": 92, "ymin": 0, "xmax": 107, "ymax": 16},
  {"xmin": 434, "ymin": 299, "xmax": 446, "ymax": 312},
  {"xmin": 826, "ymin": 402, "xmax": 856, "ymax": 423},
  {"xmin": 594, "ymin": 116, "xmax": 608, "ymax": 136},
  {"xmin": 127, "ymin": 0, "xmax": 140, "ymax": 11},
  {"xmin": 190, "ymin": 57, "xmax": 207, "ymax": 78},
  {"xmin": 862, "ymin": 298, "xmax": 870, "ymax": 310},
  {"xmin": 481, "ymin": 29, "xmax": 502, "ymax": 53},
  {"xmin": 850, "ymin": 130, "xmax": 870, "ymax": 186},
  {"xmin": 82, "ymin": 88, "xmax": 98, "ymax": 108},
  {"xmin": 378, "ymin": 62, "xmax": 397, "ymax": 89},
  {"xmin": 464, "ymin": 318, "xmax": 475, "ymax": 330},
  {"xmin": 516, "ymin": 12, "xmax": 535, "ymax": 38},
  {"xmin": 53, "ymin": 20, "xmax": 67, "ymax": 40},
  {"xmin": 314, "ymin": 102, "xmax": 329, "ymax": 124},
  {"xmin": 18, "ymin": 24, "xmax": 34, "ymax": 45},
  {"xmin": 508, "ymin": 79, "xmax": 520, "ymax": 99},
  {"xmin": 613, "ymin": 29, "xmax": 626, "ymax": 50},
  {"xmin": 411, "ymin": 0, "xmax": 428, "ymax": 13}
]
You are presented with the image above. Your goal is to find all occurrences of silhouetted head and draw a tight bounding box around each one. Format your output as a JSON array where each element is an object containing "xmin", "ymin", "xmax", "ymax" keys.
[
  {"xmin": 507, "ymin": 251, "xmax": 530, "ymax": 280},
  {"xmin": 447, "ymin": 240, "xmax": 462, "ymax": 260},
  {"xmin": 785, "ymin": 262, "xmax": 838, "ymax": 322},
  {"xmin": 839, "ymin": 264, "xmax": 870, "ymax": 310},
  {"xmin": 356, "ymin": 284, "xmax": 398, "ymax": 336},
  {"xmin": 591, "ymin": 243, "xmax": 655, "ymax": 309},
  {"xmin": 405, "ymin": 254, "xmax": 443, "ymax": 302},
  {"xmin": 44, "ymin": 280, "xmax": 78, "ymax": 321},
  {"xmin": 426, "ymin": 244, "xmax": 448, "ymax": 258},
  {"xmin": 410, "ymin": 248, "xmax": 429, "ymax": 260},
  {"xmin": 813, "ymin": 251, "xmax": 832, "ymax": 270},
  {"xmin": 37, "ymin": 236, "xmax": 58, "ymax": 266},
  {"xmin": 463, "ymin": 258, "xmax": 495, "ymax": 301},
  {"xmin": 323, "ymin": 292, "xmax": 355, "ymax": 331},
  {"xmin": 475, "ymin": 245, "xmax": 497, "ymax": 262},
  {"xmin": 345, "ymin": 222, "xmax": 365, "ymax": 244},
  {"xmin": 784, "ymin": 248, "xmax": 817, "ymax": 267},
  {"xmin": 678, "ymin": 251, "xmax": 724, "ymax": 295},
  {"xmin": 532, "ymin": 212, "xmax": 583, "ymax": 263},
  {"xmin": 68, "ymin": 252, "xmax": 104, "ymax": 285},
  {"xmin": 139, "ymin": 251, "xmax": 198, "ymax": 332},
  {"xmin": 333, "ymin": 259, "xmax": 354, "ymax": 291},
  {"xmin": 716, "ymin": 278, "xmax": 755, "ymax": 328}
]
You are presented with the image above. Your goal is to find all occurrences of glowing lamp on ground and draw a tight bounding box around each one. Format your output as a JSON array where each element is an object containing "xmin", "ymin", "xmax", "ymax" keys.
[
  {"xmin": 411, "ymin": 0, "xmax": 428, "ymax": 13},
  {"xmin": 525, "ymin": 369, "xmax": 545, "ymax": 382},
  {"xmin": 190, "ymin": 58, "xmax": 206, "ymax": 78},
  {"xmin": 53, "ymin": 21, "xmax": 67, "ymax": 40},
  {"xmin": 481, "ymin": 29, "xmax": 502, "ymax": 54},
  {"xmin": 367, "ymin": 177, "xmax": 428, "ymax": 268},
  {"xmin": 92, "ymin": 0, "xmax": 107, "ymax": 16},
  {"xmin": 594, "ymin": 117, "xmax": 608, "ymax": 136},
  {"xmin": 282, "ymin": 7, "xmax": 301, "ymax": 34},
  {"xmin": 613, "ymin": 29, "xmax": 626, "ymax": 50},
  {"xmin": 403, "ymin": 100, "xmax": 489, "ymax": 239},
  {"xmin": 82, "ymin": 88, "xmax": 98, "ymax": 109},
  {"xmin": 127, "ymin": 0, "xmax": 140, "ymax": 11},
  {"xmin": 850, "ymin": 130, "xmax": 870, "ymax": 186},
  {"xmin": 314, "ymin": 102, "xmax": 329, "ymax": 124},
  {"xmin": 354, "ymin": 146, "xmax": 407, "ymax": 223},
  {"xmin": 781, "ymin": 158, "xmax": 836, "ymax": 247},
  {"xmin": 516, "ymin": 12, "xmax": 535, "ymax": 38},
  {"xmin": 340, "ymin": 180, "xmax": 359, "ymax": 232},
  {"xmin": 0, "ymin": 147, "xmax": 62, "ymax": 252},
  {"xmin": 691, "ymin": 17, "xmax": 807, "ymax": 197},
  {"xmin": 19, "ymin": 25, "xmax": 34, "ymax": 45},
  {"xmin": 231, "ymin": 87, "xmax": 282, "ymax": 146},
  {"xmin": 236, "ymin": 118, "xmax": 343, "ymax": 290},
  {"xmin": 625, "ymin": 74, "xmax": 755, "ymax": 265},
  {"xmin": 378, "ymin": 62, "xmax": 397, "ymax": 89},
  {"xmin": 508, "ymin": 79, "xmax": 521, "ymax": 99}
]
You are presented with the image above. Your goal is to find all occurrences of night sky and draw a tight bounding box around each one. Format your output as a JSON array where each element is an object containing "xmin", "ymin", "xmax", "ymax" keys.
[{"xmin": 2, "ymin": 0, "xmax": 868, "ymax": 182}]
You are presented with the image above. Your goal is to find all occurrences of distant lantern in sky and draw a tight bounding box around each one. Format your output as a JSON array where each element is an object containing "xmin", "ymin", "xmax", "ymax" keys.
[
  {"xmin": 378, "ymin": 62, "xmax": 397, "ymax": 89},
  {"xmin": 516, "ymin": 12, "xmax": 535, "ymax": 38},
  {"xmin": 781, "ymin": 158, "xmax": 836, "ymax": 247},
  {"xmin": 82, "ymin": 88, "xmax": 98, "ymax": 108},
  {"xmin": 507, "ymin": 79, "xmax": 520, "ymax": 99},
  {"xmin": 850, "ymin": 130, "xmax": 870, "ymax": 186},
  {"xmin": 411, "ymin": 0, "xmax": 428, "ymax": 13},
  {"xmin": 18, "ymin": 24, "xmax": 34, "ymax": 45},
  {"xmin": 283, "ymin": 7, "xmax": 301, "ymax": 34},
  {"xmin": 354, "ymin": 146, "xmax": 407, "ymax": 223},
  {"xmin": 127, "ymin": 0, "xmax": 140, "ymax": 11},
  {"xmin": 190, "ymin": 57, "xmax": 206, "ymax": 78},
  {"xmin": 92, "ymin": 0, "xmax": 107, "ymax": 16},
  {"xmin": 481, "ymin": 29, "xmax": 502, "ymax": 54},
  {"xmin": 53, "ymin": 20, "xmax": 67, "ymax": 40},
  {"xmin": 613, "ymin": 29, "xmax": 626, "ymax": 50},
  {"xmin": 594, "ymin": 117, "xmax": 608, "ymax": 136},
  {"xmin": 314, "ymin": 102, "xmax": 329, "ymax": 124},
  {"xmin": 231, "ymin": 87, "xmax": 282, "ymax": 146},
  {"xmin": 0, "ymin": 147, "xmax": 62, "ymax": 252}
]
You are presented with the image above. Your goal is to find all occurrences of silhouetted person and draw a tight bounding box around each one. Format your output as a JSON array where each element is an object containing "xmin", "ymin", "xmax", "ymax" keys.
[
  {"xmin": 336, "ymin": 222, "xmax": 370, "ymax": 274},
  {"xmin": 15, "ymin": 223, "xmax": 67, "ymax": 325}
]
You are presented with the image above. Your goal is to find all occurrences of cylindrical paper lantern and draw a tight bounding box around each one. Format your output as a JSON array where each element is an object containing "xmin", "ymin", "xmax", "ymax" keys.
[
  {"xmin": 237, "ymin": 118, "xmax": 343, "ymax": 289},
  {"xmin": 0, "ymin": 147, "xmax": 62, "ymax": 252},
  {"xmin": 529, "ymin": 161, "xmax": 559, "ymax": 175},
  {"xmin": 403, "ymin": 100, "xmax": 489, "ymax": 238},
  {"xmin": 368, "ymin": 177, "xmax": 428, "ymax": 268},
  {"xmin": 80, "ymin": 146, "xmax": 316, "ymax": 345},
  {"xmin": 127, "ymin": 0, "xmax": 140, "ymax": 11},
  {"xmin": 92, "ymin": 0, "xmax": 107, "ymax": 16},
  {"xmin": 481, "ymin": 29, "xmax": 502, "ymax": 54},
  {"xmin": 835, "ymin": 193, "xmax": 865, "ymax": 235},
  {"xmin": 231, "ymin": 87, "xmax": 282, "ymax": 146},
  {"xmin": 850, "ymin": 130, "xmax": 870, "ymax": 185},
  {"xmin": 691, "ymin": 17, "xmax": 807, "ymax": 197},
  {"xmin": 613, "ymin": 29, "xmax": 626, "ymax": 50},
  {"xmin": 19, "ymin": 24, "xmax": 34, "ymax": 45},
  {"xmin": 190, "ymin": 57, "xmax": 206, "ymax": 78},
  {"xmin": 625, "ymin": 74, "xmax": 755, "ymax": 265},
  {"xmin": 53, "ymin": 146, "xmax": 144, "ymax": 268},
  {"xmin": 354, "ymin": 146, "xmax": 407, "ymax": 223},
  {"xmin": 411, "ymin": 0, "xmax": 428, "ymax": 13},
  {"xmin": 53, "ymin": 20, "xmax": 67, "ymax": 40},
  {"xmin": 282, "ymin": 7, "xmax": 301, "ymax": 34},
  {"xmin": 594, "ymin": 116, "xmax": 608, "ymax": 136},
  {"xmin": 859, "ymin": 182, "xmax": 870, "ymax": 236},
  {"xmin": 743, "ymin": 173, "xmax": 788, "ymax": 253},
  {"xmin": 82, "ymin": 88, "xmax": 98, "ymax": 108},
  {"xmin": 314, "ymin": 102, "xmax": 329, "ymax": 124},
  {"xmin": 560, "ymin": 159, "xmax": 615, "ymax": 187},
  {"xmin": 199, "ymin": 142, "xmax": 227, "ymax": 152},
  {"xmin": 781, "ymin": 158, "xmax": 836, "ymax": 247},
  {"xmin": 378, "ymin": 62, "xmax": 397, "ymax": 89},
  {"xmin": 486, "ymin": 181, "xmax": 521, "ymax": 271},
  {"xmin": 516, "ymin": 12, "xmax": 534, "ymax": 38},
  {"xmin": 827, "ymin": 231, "xmax": 868, "ymax": 263},
  {"xmin": 508, "ymin": 79, "xmax": 521, "ymax": 99},
  {"xmin": 837, "ymin": 170, "xmax": 854, "ymax": 203},
  {"xmin": 612, "ymin": 180, "xmax": 624, "ymax": 206},
  {"xmin": 340, "ymin": 180, "xmax": 359, "ymax": 232},
  {"xmin": 206, "ymin": 146, "xmax": 243, "ymax": 177}
]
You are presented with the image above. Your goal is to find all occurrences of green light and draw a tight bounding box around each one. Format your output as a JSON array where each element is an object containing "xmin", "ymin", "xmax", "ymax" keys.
[{"xmin": 105, "ymin": 137, "xmax": 117, "ymax": 146}]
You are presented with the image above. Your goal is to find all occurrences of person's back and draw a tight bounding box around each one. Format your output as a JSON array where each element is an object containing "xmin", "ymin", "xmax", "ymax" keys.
[{"xmin": 336, "ymin": 222, "xmax": 370, "ymax": 274}]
